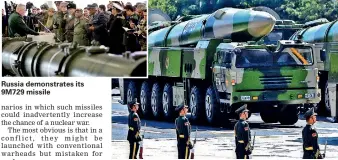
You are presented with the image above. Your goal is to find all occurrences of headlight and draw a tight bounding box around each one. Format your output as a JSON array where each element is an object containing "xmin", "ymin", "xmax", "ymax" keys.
[{"xmin": 305, "ymin": 93, "xmax": 315, "ymax": 99}]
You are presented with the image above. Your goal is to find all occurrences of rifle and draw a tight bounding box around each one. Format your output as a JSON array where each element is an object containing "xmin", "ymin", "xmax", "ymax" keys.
[
  {"xmin": 323, "ymin": 138, "xmax": 327, "ymax": 159},
  {"xmin": 139, "ymin": 122, "xmax": 146, "ymax": 159},
  {"xmin": 190, "ymin": 127, "xmax": 198, "ymax": 159},
  {"xmin": 252, "ymin": 132, "xmax": 256, "ymax": 150}
]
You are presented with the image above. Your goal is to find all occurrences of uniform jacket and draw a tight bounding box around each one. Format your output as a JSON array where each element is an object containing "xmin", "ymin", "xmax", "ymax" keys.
[
  {"xmin": 73, "ymin": 17, "xmax": 89, "ymax": 46},
  {"xmin": 8, "ymin": 12, "xmax": 39, "ymax": 37},
  {"xmin": 127, "ymin": 112, "xmax": 142, "ymax": 142},
  {"xmin": 302, "ymin": 124, "xmax": 321, "ymax": 159},
  {"xmin": 234, "ymin": 119, "xmax": 252, "ymax": 153},
  {"xmin": 175, "ymin": 116, "xmax": 192, "ymax": 146}
]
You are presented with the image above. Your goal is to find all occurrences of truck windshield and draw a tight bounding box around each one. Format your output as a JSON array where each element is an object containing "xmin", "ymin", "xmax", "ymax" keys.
[
  {"xmin": 235, "ymin": 49, "xmax": 273, "ymax": 68},
  {"xmin": 275, "ymin": 47, "xmax": 313, "ymax": 66},
  {"xmin": 235, "ymin": 47, "xmax": 313, "ymax": 68}
]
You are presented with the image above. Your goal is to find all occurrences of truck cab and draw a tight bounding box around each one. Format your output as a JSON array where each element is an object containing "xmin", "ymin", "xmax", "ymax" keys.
[{"xmin": 212, "ymin": 40, "xmax": 321, "ymax": 124}]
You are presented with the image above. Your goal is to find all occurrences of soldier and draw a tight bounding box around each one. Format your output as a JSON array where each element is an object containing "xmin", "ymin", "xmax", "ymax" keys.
[
  {"xmin": 107, "ymin": 2, "xmax": 125, "ymax": 54},
  {"xmin": 45, "ymin": 8, "xmax": 55, "ymax": 30},
  {"xmin": 39, "ymin": 3, "xmax": 49, "ymax": 32},
  {"xmin": 234, "ymin": 104, "xmax": 252, "ymax": 159},
  {"xmin": 73, "ymin": 9, "xmax": 90, "ymax": 46},
  {"xmin": 83, "ymin": 7, "xmax": 89, "ymax": 20},
  {"xmin": 175, "ymin": 103, "xmax": 193, "ymax": 159},
  {"xmin": 53, "ymin": 1, "xmax": 68, "ymax": 42},
  {"xmin": 127, "ymin": 99, "xmax": 142, "ymax": 159},
  {"xmin": 137, "ymin": 8, "xmax": 147, "ymax": 51},
  {"xmin": 302, "ymin": 108, "xmax": 325, "ymax": 159},
  {"xmin": 85, "ymin": 4, "xmax": 96, "ymax": 43},
  {"xmin": 124, "ymin": 5, "xmax": 139, "ymax": 21},
  {"xmin": 65, "ymin": 2, "xmax": 76, "ymax": 43},
  {"xmin": 8, "ymin": 4, "xmax": 40, "ymax": 37}
]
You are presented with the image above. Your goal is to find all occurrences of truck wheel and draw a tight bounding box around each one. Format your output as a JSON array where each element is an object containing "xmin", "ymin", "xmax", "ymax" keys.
[
  {"xmin": 324, "ymin": 82, "xmax": 332, "ymax": 116},
  {"xmin": 162, "ymin": 83, "xmax": 175, "ymax": 120},
  {"xmin": 151, "ymin": 83, "xmax": 163, "ymax": 119},
  {"xmin": 140, "ymin": 81, "xmax": 152, "ymax": 118},
  {"xmin": 205, "ymin": 87, "xmax": 221, "ymax": 125},
  {"xmin": 278, "ymin": 105, "xmax": 299, "ymax": 125},
  {"xmin": 127, "ymin": 81, "xmax": 137, "ymax": 113},
  {"xmin": 260, "ymin": 106, "xmax": 278, "ymax": 123},
  {"xmin": 190, "ymin": 86, "xmax": 205, "ymax": 122}
]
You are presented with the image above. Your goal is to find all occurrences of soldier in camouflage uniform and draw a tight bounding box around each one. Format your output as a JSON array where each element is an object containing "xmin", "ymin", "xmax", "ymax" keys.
[
  {"xmin": 137, "ymin": 8, "xmax": 147, "ymax": 51},
  {"xmin": 65, "ymin": 2, "xmax": 76, "ymax": 43},
  {"xmin": 53, "ymin": 1, "xmax": 67, "ymax": 42},
  {"xmin": 302, "ymin": 108, "xmax": 325, "ymax": 159},
  {"xmin": 73, "ymin": 9, "xmax": 90, "ymax": 46},
  {"xmin": 234, "ymin": 104, "xmax": 252, "ymax": 159},
  {"xmin": 127, "ymin": 99, "xmax": 142, "ymax": 159},
  {"xmin": 175, "ymin": 104, "xmax": 193, "ymax": 159},
  {"xmin": 39, "ymin": 4, "xmax": 49, "ymax": 32}
]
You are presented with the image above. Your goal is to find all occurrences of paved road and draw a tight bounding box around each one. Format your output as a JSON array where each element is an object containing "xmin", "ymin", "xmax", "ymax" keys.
[{"xmin": 112, "ymin": 96, "xmax": 338, "ymax": 159}]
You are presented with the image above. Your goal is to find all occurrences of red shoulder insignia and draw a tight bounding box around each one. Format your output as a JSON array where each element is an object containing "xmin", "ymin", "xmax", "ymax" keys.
[
  {"xmin": 185, "ymin": 122, "xmax": 189, "ymax": 126},
  {"xmin": 134, "ymin": 118, "xmax": 138, "ymax": 121},
  {"xmin": 312, "ymin": 133, "xmax": 317, "ymax": 137},
  {"xmin": 244, "ymin": 127, "xmax": 249, "ymax": 131}
]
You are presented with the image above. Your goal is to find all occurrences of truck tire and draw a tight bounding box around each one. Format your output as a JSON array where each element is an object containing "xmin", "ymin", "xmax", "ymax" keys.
[
  {"xmin": 260, "ymin": 106, "xmax": 278, "ymax": 123},
  {"xmin": 151, "ymin": 83, "xmax": 163, "ymax": 119},
  {"xmin": 278, "ymin": 105, "xmax": 299, "ymax": 125},
  {"xmin": 127, "ymin": 81, "xmax": 142, "ymax": 116},
  {"xmin": 162, "ymin": 83, "xmax": 175, "ymax": 120},
  {"xmin": 324, "ymin": 81, "xmax": 332, "ymax": 116},
  {"xmin": 189, "ymin": 86, "xmax": 205, "ymax": 122},
  {"xmin": 140, "ymin": 81, "xmax": 152, "ymax": 118},
  {"xmin": 205, "ymin": 87, "xmax": 221, "ymax": 125}
]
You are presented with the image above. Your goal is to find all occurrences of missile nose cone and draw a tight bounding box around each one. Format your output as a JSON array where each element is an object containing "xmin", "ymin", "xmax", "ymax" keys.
[{"xmin": 248, "ymin": 11, "xmax": 276, "ymax": 38}]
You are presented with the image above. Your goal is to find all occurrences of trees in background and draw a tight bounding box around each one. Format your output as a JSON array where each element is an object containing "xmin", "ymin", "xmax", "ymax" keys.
[{"xmin": 149, "ymin": 0, "xmax": 338, "ymax": 23}]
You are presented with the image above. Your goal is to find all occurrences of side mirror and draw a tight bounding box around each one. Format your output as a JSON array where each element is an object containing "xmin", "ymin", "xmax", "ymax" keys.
[{"xmin": 320, "ymin": 49, "xmax": 326, "ymax": 61}]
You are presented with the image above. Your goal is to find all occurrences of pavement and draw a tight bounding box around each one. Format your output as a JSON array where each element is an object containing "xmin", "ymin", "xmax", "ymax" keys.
[{"xmin": 112, "ymin": 92, "xmax": 338, "ymax": 159}]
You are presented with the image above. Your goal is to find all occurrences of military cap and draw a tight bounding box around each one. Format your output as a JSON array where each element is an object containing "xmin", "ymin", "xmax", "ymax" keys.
[
  {"xmin": 124, "ymin": 4, "xmax": 134, "ymax": 11},
  {"xmin": 304, "ymin": 108, "xmax": 317, "ymax": 119},
  {"xmin": 128, "ymin": 98, "xmax": 140, "ymax": 108},
  {"xmin": 112, "ymin": 2, "xmax": 124, "ymax": 11},
  {"xmin": 75, "ymin": 8, "xmax": 83, "ymax": 12},
  {"xmin": 60, "ymin": 1, "xmax": 68, "ymax": 7},
  {"xmin": 67, "ymin": 3, "xmax": 76, "ymax": 9},
  {"xmin": 40, "ymin": 3, "xmax": 49, "ymax": 10},
  {"xmin": 235, "ymin": 104, "xmax": 249, "ymax": 114},
  {"xmin": 175, "ymin": 103, "xmax": 188, "ymax": 112},
  {"xmin": 87, "ymin": 4, "xmax": 96, "ymax": 9}
]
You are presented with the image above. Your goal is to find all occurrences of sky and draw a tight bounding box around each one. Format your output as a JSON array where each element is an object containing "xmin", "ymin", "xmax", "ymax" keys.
[{"xmin": 9, "ymin": 0, "xmax": 147, "ymax": 11}]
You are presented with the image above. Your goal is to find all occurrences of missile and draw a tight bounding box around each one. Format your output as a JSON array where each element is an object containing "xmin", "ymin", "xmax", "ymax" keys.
[
  {"xmin": 2, "ymin": 37, "xmax": 147, "ymax": 77},
  {"xmin": 148, "ymin": 8, "xmax": 276, "ymax": 47},
  {"xmin": 291, "ymin": 20, "xmax": 338, "ymax": 43}
]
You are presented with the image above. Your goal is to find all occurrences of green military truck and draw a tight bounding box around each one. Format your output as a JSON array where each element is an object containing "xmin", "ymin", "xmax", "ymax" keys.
[
  {"xmin": 119, "ymin": 8, "xmax": 321, "ymax": 125},
  {"xmin": 290, "ymin": 19, "xmax": 338, "ymax": 119}
]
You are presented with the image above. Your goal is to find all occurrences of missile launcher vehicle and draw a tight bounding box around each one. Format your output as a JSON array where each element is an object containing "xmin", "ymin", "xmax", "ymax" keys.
[
  {"xmin": 119, "ymin": 8, "xmax": 321, "ymax": 125},
  {"xmin": 290, "ymin": 19, "xmax": 338, "ymax": 119}
]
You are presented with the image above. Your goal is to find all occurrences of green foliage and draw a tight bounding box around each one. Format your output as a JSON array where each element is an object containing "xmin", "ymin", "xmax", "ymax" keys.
[{"xmin": 149, "ymin": 0, "xmax": 338, "ymax": 23}]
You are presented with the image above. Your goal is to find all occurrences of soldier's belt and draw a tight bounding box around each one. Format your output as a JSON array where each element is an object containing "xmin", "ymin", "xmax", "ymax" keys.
[
  {"xmin": 129, "ymin": 127, "xmax": 134, "ymax": 131},
  {"xmin": 238, "ymin": 140, "xmax": 244, "ymax": 143},
  {"xmin": 305, "ymin": 147, "xmax": 313, "ymax": 150},
  {"xmin": 179, "ymin": 135, "xmax": 184, "ymax": 138}
]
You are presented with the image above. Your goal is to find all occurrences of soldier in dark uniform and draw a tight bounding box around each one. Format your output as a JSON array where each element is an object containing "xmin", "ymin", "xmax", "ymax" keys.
[
  {"xmin": 234, "ymin": 104, "xmax": 252, "ymax": 159},
  {"xmin": 175, "ymin": 103, "xmax": 193, "ymax": 159},
  {"xmin": 107, "ymin": 2, "xmax": 126, "ymax": 54},
  {"xmin": 302, "ymin": 108, "xmax": 325, "ymax": 159},
  {"xmin": 127, "ymin": 98, "xmax": 142, "ymax": 159}
]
